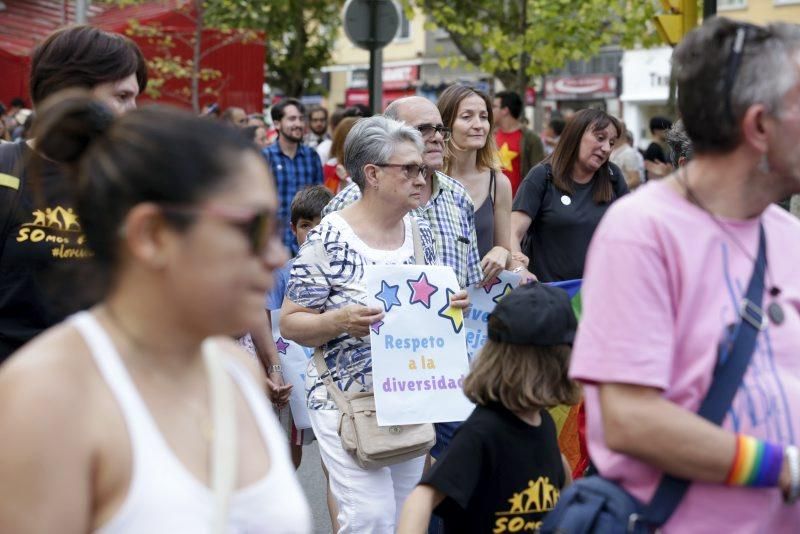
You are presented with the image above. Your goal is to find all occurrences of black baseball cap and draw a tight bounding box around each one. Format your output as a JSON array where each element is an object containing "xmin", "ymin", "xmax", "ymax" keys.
[{"xmin": 488, "ymin": 283, "xmax": 577, "ymax": 346}]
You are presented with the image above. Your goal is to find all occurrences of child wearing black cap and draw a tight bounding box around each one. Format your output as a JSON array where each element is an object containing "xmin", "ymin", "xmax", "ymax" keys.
[{"xmin": 397, "ymin": 283, "xmax": 581, "ymax": 534}]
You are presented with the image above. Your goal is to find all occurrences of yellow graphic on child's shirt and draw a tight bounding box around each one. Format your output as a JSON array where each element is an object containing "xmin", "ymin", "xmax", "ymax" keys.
[
  {"xmin": 16, "ymin": 206, "xmax": 91, "ymax": 259},
  {"xmin": 493, "ymin": 477, "xmax": 560, "ymax": 533},
  {"xmin": 497, "ymin": 143, "xmax": 519, "ymax": 172}
]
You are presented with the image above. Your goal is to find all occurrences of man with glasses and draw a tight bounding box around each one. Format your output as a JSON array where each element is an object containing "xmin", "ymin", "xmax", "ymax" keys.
[
  {"xmin": 264, "ymin": 98, "xmax": 324, "ymax": 254},
  {"xmin": 323, "ymin": 96, "xmax": 483, "ymax": 289},
  {"xmin": 305, "ymin": 105, "xmax": 331, "ymax": 149},
  {"xmin": 566, "ymin": 18, "xmax": 800, "ymax": 532}
]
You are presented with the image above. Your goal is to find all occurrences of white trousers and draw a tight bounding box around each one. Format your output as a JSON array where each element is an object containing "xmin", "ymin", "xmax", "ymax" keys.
[{"xmin": 309, "ymin": 408, "xmax": 425, "ymax": 534}]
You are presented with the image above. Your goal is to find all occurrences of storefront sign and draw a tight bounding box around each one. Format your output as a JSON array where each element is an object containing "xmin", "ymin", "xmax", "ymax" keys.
[
  {"xmin": 545, "ymin": 74, "xmax": 618, "ymax": 101},
  {"xmin": 619, "ymin": 47, "xmax": 672, "ymax": 103}
]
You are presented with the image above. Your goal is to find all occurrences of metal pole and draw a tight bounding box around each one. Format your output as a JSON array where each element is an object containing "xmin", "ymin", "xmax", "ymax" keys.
[
  {"xmin": 704, "ymin": 0, "xmax": 716, "ymax": 19},
  {"xmin": 368, "ymin": 0, "xmax": 382, "ymax": 115},
  {"xmin": 75, "ymin": 0, "xmax": 88, "ymax": 24}
]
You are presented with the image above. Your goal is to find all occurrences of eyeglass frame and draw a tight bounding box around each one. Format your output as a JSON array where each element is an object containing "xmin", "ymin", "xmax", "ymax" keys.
[
  {"xmin": 373, "ymin": 162, "xmax": 430, "ymax": 179},
  {"xmin": 415, "ymin": 123, "xmax": 452, "ymax": 141},
  {"xmin": 724, "ymin": 23, "xmax": 773, "ymax": 125},
  {"xmin": 158, "ymin": 203, "xmax": 280, "ymax": 255}
]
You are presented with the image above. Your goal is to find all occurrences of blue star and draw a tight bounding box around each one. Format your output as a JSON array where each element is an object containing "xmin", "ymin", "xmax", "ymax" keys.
[{"xmin": 375, "ymin": 280, "xmax": 402, "ymax": 312}]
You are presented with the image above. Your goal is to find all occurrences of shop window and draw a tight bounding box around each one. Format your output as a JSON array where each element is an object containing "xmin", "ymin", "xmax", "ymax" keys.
[{"xmin": 395, "ymin": 8, "xmax": 411, "ymax": 41}]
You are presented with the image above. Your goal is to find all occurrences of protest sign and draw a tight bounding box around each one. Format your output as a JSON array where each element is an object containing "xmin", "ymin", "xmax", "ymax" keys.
[
  {"xmin": 364, "ymin": 265, "xmax": 473, "ymax": 425},
  {"xmin": 270, "ymin": 310, "xmax": 314, "ymax": 429},
  {"xmin": 464, "ymin": 270, "xmax": 522, "ymax": 361}
]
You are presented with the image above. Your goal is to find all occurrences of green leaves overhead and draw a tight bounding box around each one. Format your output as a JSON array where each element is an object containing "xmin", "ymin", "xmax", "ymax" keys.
[{"xmin": 412, "ymin": 0, "xmax": 660, "ymax": 94}]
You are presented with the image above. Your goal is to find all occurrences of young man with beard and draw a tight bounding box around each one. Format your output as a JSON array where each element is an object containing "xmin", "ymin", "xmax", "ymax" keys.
[
  {"xmin": 264, "ymin": 98, "xmax": 324, "ymax": 254},
  {"xmin": 304, "ymin": 105, "xmax": 331, "ymax": 149}
]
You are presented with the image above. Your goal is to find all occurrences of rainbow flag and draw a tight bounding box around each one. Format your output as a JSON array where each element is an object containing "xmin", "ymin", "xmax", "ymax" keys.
[{"xmin": 545, "ymin": 279, "xmax": 587, "ymax": 479}]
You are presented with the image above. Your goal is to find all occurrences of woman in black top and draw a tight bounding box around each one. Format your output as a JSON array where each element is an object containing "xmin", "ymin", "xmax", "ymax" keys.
[{"xmin": 509, "ymin": 108, "xmax": 628, "ymax": 282}]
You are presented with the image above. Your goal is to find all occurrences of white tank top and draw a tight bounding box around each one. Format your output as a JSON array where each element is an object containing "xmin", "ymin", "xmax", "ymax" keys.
[{"xmin": 71, "ymin": 312, "xmax": 312, "ymax": 534}]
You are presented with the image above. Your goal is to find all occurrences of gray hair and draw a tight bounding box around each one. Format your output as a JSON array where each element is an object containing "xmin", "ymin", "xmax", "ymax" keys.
[
  {"xmin": 666, "ymin": 120, "xmax": 693, "ymax": 167},
  {"xmin": 674, "ymin": 18, "xmax": 800, "ymax": 154},
  {"xmin": 343, "ymin": 115, "xmax": 425, "ymax": 190}
]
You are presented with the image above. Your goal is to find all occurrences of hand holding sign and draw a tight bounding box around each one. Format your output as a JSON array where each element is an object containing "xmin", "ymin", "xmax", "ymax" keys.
[{"xmin": 334, "ymin": 304, "xmax": 385, "ymax": 339}]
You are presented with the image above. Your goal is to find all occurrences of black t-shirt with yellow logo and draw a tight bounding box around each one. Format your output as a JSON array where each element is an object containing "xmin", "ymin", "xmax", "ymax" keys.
[
  {"xmin": 421, "ymin": 403, "xmax": 565, "ymax": 534},
  {"xmin": 0, "ymin": 142, "xmax": 92, "ymax": 362}
]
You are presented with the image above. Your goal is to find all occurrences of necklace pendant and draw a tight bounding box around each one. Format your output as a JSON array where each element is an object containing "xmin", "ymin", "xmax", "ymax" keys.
[{"xmin": 768, "ymin": 302, "xmax": 785, "ymax": 325}]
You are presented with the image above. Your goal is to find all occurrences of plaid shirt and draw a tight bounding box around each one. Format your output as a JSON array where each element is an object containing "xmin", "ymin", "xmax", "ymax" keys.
[
  {"xmin": 263, "ymin": 142, "xmax": 323, "ymax": 254},
  {"xmin": 322, "ymin": 171, "xmax": 483, "ymax": 287}
]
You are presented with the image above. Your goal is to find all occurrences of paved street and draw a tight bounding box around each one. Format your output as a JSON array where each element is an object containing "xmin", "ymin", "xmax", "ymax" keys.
[{"xmin": 296, "ymin": 442, "xmax": 333, "ymax": 534}]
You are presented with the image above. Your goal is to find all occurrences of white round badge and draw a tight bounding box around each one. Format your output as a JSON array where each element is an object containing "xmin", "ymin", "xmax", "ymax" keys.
[{"xmin": 561, "ymin": 195, "xmax": 572, "ymax": 206}]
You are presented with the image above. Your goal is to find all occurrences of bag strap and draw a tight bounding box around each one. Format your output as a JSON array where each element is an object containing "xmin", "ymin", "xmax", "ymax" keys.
[
  {"xmin": 313, "ymin": 347, "xmax": 354, "ymax": 414},
  {"xmin": 410, "ymin": 217, "xmax": 424, "ymax": 265},
  {"xmin": 643, "ymin": 224, "xmax": 768, "ymax": 526},
  {"xmin": 202, "ymin": 339, "xmax": 238, "ymax": 534}
]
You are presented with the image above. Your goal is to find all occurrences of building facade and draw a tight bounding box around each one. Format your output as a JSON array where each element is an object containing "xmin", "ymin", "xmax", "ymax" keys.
[{"xmin": 717, "ymin": 0, "xmax": 800, "ymax": 23}]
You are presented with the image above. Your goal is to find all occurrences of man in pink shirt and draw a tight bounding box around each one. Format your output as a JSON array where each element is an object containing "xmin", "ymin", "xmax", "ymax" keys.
[{"xmin": 570, "ymin": 18, "xmax": 800, "ymax": 532}]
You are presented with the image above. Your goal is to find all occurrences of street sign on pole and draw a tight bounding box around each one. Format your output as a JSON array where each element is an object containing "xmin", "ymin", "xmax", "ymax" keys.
[
  {"xmin": 343, "ymin": 0, "xmax": 400, "ymax": 114},
  {"xmin": 76, "ymin": 0, "xmax": 88, "ymax": 24}
]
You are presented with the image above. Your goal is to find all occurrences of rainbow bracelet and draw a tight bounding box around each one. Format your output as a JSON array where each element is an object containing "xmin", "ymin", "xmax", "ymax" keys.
[{"xmin": 726, "ymin": 434, "xmax": 784, "ymax": 487}]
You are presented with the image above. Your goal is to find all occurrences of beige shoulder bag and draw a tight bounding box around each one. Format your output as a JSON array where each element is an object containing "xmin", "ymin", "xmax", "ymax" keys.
[{"xmin": 312, "ymin": 217, "xmax": 435, "ymax": 469}]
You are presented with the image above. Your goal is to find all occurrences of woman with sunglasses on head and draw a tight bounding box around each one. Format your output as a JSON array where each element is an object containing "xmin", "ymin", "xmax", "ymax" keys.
[
  {"xmin": 0, "ymin": 91, "xmax": 311, "ymax": 533},
  {"xmin": 437, "ymin": 85, "xmax": 513, "ymax": 286},
  {"xmin": 280, "ymin": 115, "xmax": 469, "ymax": 533}
]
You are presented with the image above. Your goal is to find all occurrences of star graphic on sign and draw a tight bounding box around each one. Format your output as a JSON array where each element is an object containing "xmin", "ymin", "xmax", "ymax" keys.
[
  {"xmin": 275, "ymin": 337, "xmax": 290, "ymax": 355},
  {"xmin": 438, "ymin": 288, "xmax": 464, "ymax": 334},
  {"xmin": 493, "ymin": 283, "xmax": 515, "ymax": 305},
  {"xmin": 482, "ymin": 276, "xmax": 501, "ymax": 293},
  {"xmin": 407, "ymin": 272, "xmax": 439, "ymax": 309},
  {"xmin": 497, "ymin": 142, "xmax": 519, "ymax": 172},
  {"xmin": 371, "ymin": 320, "xmax": 384, "ymax": 335},
  {"xmin": 375, "ymin": 280, "xmax": 402, "ymax": 312}
]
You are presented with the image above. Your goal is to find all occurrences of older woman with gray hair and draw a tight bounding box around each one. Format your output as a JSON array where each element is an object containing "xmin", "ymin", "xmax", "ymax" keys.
[
  {"xmin": 666, "ymin": 119, "xmax": 694, "ymax": 167},
  {"xmin": 280, "ymin": 115, "xmax": 468, "ymax": 533}
]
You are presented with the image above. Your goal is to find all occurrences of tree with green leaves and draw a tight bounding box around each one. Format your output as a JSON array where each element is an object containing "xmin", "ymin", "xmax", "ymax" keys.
[{"xmin": 412, "ymin": 0, "xmax": 660, "ymax": 97}]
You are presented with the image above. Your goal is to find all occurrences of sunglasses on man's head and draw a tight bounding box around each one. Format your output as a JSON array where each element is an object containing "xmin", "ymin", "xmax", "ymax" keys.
[{"xmin": 159, "ymin": 203, "xmax": 280, "ymax": 255}]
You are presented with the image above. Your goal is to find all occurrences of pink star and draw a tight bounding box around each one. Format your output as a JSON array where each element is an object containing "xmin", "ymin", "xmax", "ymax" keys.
[
  {"xmin": 275, "ymin": 337, "xmax": 290, "ymax": 355},
  {"xmin": 407, "ymin": 272, "xmax": 439, "ymax": 309},
  {"xmin": 483, "ymin": 276, "xmax": 501, "ymax": 293},
  {"xmin": 371, "ymin": 320, "xmax": 384, "ymax": 335}
]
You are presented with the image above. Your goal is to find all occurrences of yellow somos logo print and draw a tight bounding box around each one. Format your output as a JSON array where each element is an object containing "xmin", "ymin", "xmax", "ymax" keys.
[
  {"xmin": 16, "ymin": 206, "xmax": 92, "ymax": 259},
  {"xmin": 493, "ymin": 477, "xmax": 560, "ymax": 533}
]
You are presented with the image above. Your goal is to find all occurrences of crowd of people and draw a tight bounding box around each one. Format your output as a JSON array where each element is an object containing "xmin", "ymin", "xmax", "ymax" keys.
[{"xmin": 1, "ymin": 15, "xmax": 800, "ymax": 534}]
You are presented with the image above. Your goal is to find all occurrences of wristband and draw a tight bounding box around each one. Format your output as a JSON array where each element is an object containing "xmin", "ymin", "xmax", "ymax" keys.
[
  {"xmin": 512, "ymin": 266, "xmax": 524, "ymax": 273},
  {"xmin": 267, "ymin": 364, "xmax": 282, "ymax": 374},
  {"xmin": 726, "ymin": 434, "xmax": 783, "ymax": 487},
  {"xmin": 785, "ymin": 445, "xmax": 800, "ymax": 503}
]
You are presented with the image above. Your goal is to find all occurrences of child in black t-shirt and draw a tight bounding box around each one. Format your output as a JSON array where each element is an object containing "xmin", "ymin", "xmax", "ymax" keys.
[{"xmin": 397, "ymin": 283, "xmax": 582, "ymax": 534}]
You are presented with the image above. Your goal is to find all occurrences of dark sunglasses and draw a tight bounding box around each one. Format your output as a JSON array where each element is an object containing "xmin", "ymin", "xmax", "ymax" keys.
[
  {"xmin": 374, "ymin": 162, "xmax": 429, "ymax": 178},
  {"xmin": 724, "ymin": 23, "xmax": 772, "ymax": 123},
  {"xmin": 416, "ymin": 123, "xmax": 452, "ymax": 141},
  {"xmin": 160, "ymin": 203, "xmax": 280, "ymax": 255}
]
